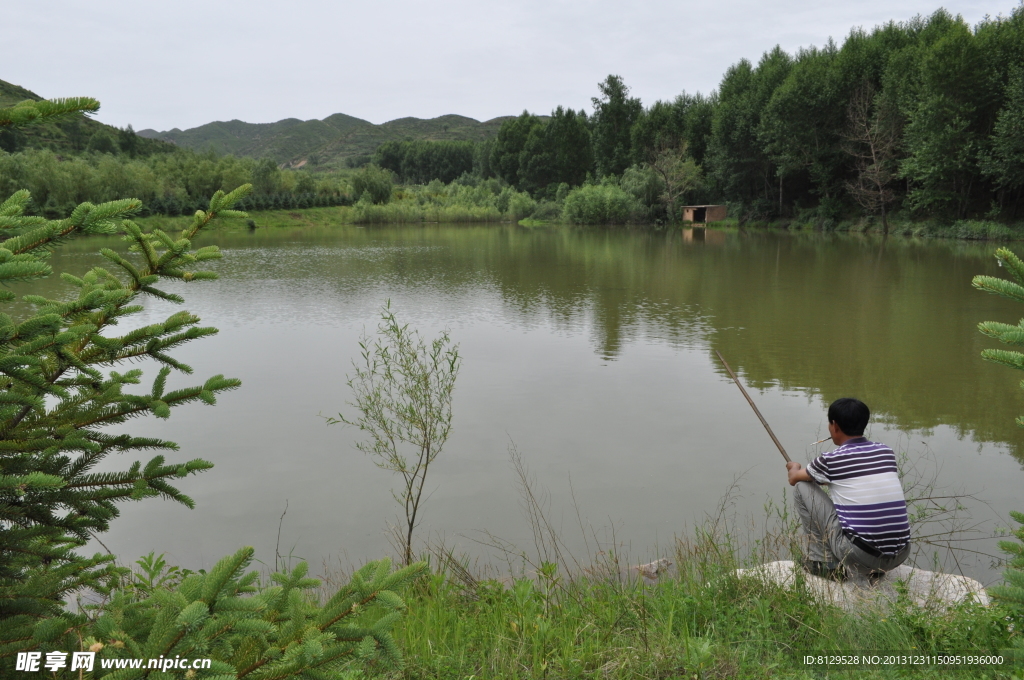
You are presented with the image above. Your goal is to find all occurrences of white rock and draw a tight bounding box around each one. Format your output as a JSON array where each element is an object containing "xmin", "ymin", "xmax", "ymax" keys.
[{"xmin": 735, "ymin": 560, "xmax": 990, "ymax": 611}]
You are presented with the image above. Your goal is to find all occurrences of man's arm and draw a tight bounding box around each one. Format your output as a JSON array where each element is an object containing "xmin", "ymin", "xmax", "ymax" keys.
[{"xmin": 786, "ymin": 461, "xmax": 814, "ymax": 486}]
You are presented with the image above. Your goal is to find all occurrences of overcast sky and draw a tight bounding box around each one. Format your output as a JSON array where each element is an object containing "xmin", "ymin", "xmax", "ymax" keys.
[{"xmin": 9, "ymin": 0, "xmax": 1011, "ymax": 132}]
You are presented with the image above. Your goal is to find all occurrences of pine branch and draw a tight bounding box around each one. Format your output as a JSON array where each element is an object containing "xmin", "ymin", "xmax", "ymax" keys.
[
  {"xmin": 0, "ymin": 97, "xmax": 100, "ymax": 128},
  {"xmin": 0, "ymin": 182, "xmax": 256, "ymax": 660}
]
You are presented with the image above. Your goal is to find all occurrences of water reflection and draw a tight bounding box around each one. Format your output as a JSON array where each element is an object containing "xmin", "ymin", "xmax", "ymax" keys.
[{"xmin": 19, "ymin": 225, "xmax": 1024, "ymax": 458}]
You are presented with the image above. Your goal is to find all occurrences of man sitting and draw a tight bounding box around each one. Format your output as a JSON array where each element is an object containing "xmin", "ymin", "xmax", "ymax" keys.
[{"xmin": 785, "ymin": 398, "xmax": 911, "ymax": 581}]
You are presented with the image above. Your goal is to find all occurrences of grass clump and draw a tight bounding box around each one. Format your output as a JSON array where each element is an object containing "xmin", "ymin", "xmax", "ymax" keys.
[{"xmin": 393, "ymin": 530, "xmax": 1013, "ymax": 679}]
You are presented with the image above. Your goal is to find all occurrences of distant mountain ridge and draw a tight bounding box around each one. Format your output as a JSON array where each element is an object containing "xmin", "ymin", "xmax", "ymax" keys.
[{"xmin": 138, "ymin": 111, "xmax": 514, "ymax": 169}]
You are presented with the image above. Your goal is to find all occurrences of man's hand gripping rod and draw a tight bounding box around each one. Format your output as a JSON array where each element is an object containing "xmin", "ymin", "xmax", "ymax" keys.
[{"xmin": 715, "ymin": 350, "xmax": 791, "ymax": 463}]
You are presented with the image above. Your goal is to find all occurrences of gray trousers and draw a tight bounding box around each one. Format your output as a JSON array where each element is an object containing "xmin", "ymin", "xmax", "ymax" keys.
[{"xmin": 793, "ymin": 481, "xmax": 910, "ymax": 575}]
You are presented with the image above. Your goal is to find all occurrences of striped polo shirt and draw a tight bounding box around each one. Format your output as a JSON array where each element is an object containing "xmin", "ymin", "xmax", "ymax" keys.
[{"xmin": 805, "ymin": 437, "xmax": 911, "ymax": 555}]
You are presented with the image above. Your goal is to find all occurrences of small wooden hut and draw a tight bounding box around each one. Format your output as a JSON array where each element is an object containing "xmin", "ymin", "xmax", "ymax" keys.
[{"xmin": 681, "ymin": 205, "xmax": 727, "ymax": 223}]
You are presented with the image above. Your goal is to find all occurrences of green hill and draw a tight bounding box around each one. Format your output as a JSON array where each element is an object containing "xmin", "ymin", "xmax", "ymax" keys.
[
  {"xmin": 1, "ymin": 76, "xmax": 523, "ymax": 170},
  {"xmin": 0, "ymin": 79, "xmax": 39, "ymax": 107},
  {"xmin": 0, "ymin": 78, "xmax": 175, "ymax": 156},
  {"xmin": 138, "ymin": 112, "xmax": 514, "ymax": 169}
]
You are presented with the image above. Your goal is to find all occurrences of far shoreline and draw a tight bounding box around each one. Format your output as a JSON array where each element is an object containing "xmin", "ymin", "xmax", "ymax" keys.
[{"xmin": 133, "ymin": 205, "xmax": 1024, "ymax": 243}]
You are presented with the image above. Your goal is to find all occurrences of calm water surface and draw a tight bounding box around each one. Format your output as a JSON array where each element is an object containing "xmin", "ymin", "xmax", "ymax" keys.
[{"xmin": 20, "ymin": 224, "xmax": 1024, "ymax": 583}]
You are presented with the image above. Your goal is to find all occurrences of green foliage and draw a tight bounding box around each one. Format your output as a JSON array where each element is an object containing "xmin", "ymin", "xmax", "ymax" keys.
[
  {"xmin": 56, "ymin": 549, "xmax": 426, "ymax": 679},
  {"xmin": 347, "ymin": 179, "xmax": 528, "ymax": 224},
  {"xmin": 561, "ymin": 183, "xmax": 640, "ymax": 225},
  {"xmin": 620, "ymin": 164, "xmax": 664, "ymax": 219},
  {"xmin": 0, "ymin": 110, "xmax": 348, "ymax": 218},
  {"xmin": 373, "ymin": 139, "xmax": 475, "ymax": 184},
  {"xmin": 0, "ymin": 96, "xmax": 100, "ymax": 128},
  {"xmin": 973, "ymin": 248, "xmax": 1024, "ymax": 426},
  {"xmin": 706, "ymin": 48, "xmax": 792, "ymax": 220},
  {"xmin": 974, "ymin": 249, "xmax": 1024, "ymax": 660},
  {"xmin": 250, "ymin": 157, "xmax": 279, "ymax": 195},
  {"xmin": 351, "ymin": 165, "xmax": 393, "ymax": 205},
  {"xmin": 506, "ymin": 190, "xmax": 537, "ymax": 221},
  {"xmin": 516, "ymin": 107, "xmax": 593, "ymax": 196},
  {"xmin": 543, "ymin": 106, "xmax": 593, "ymax": 189},
  {"xmin": 990, "ymin": 512, "xmax": 1024, "ymax": 609},
  {"xmin": 591, "ymin": 75, "xmax": 642, "ymax": 178},
  {"xmin": 328, "ymin": 303, "xmax": 460, "ymax": 565},
  {"xmin": 489, "ymin": 111, "xmax": 545, "ymax": 188},
  {"xmin": 980, "ymin": 65, "xmax": 1024, "ymax": 196},
  {"xmin": 898, "ymin": 16, "xmax": 987, "ymax": 218},
  {"xmin": 85, "ymin": 132, "xmax": 116, "ymax": 154},
  {"xmin": 759, "ymin": 42, "xmax": 846, "ymax": 206},
  {"xmin": 0, "ymin": 176, "xmax": 250, "ymax": 657},
  {"xmin": 631, "ymin": 99, "xmax": 687, "ymax": 166}
]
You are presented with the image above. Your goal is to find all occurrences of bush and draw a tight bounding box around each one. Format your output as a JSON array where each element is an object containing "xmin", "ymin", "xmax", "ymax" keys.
[
  {"xmin": 350, "ymin": 164, "xmax": 393, "ymax": 205},
  {"xmin": 620, "ymin": 164, "xmax": 664, "ymax": 212},
  {"xmin": 561, "ymin": 184, "xmax": 640, "ymax": 224},
  {"xmin": 531, "ymin": 200, "xmax": 562, "ymax": 221},
  {"xmin": 507, "ymin": 191, "xmax": 537, "ymax": 221}
]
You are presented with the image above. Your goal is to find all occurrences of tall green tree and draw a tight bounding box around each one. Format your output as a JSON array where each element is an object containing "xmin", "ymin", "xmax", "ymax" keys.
[
  {"xmin": 116, "ymin": 124, "xmax": 140, "ymax": 157},
  {"xmin": 681, "ymin": 93, "xmax": 716, "ymax": 168},
  {"xmin": 980, "ymin": 66, "xmax": 1024, "ymax": 217},
  {"xmin": 759, "ymin": 41, "xmax": 847, "ymax": 218},
  {"xmin": 516, "ymin": 123, "xmax": 555, "ymax": 196},
  {"xmin": 898, "ymin": 13, "xmax": 989, "ymax": 218},
  {"xmin": 251, "ymin": 157, "xmax": 280, "ymax": 194},
  {"xmin": 547, "ymin": 107, "xmax": 592, "ymax": 187},
  {"xmin": 630, "ymin": 98, "xmax": 688, "ymax": 165},
  {"xmin": 517, "ymin": 107, "xmax": 593, "ymax": 196},
  {"xmin": 707, "ymin": 48, "xmax": 792, "ymax": 219},
  {"xmin": 591, "ymin": 75, "xmax": 642, "ymax": 178},
  {"xmin": 489, "ymin": 111, "xmax": 544, "ymax": 187}
]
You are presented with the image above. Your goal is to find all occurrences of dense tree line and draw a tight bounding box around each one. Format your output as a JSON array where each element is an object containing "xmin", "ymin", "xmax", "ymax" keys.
[
  {"xmin": 670, "ymin": 8, "xmax": 1024, "ymax": 223},
  {"xmin": 0, "ymin": 146, "xmax": 350, "ymax": 217},
  {"xmin": 395, "ymin": 8, "xmax": 1024, "ymax": 225},
  {"xmin": 373, "ymin": 139, "xmax": 475, "ymax": 184},
  {"xmin": 488, "ymin": 107, "xmax": 594, "ymax": 196}
]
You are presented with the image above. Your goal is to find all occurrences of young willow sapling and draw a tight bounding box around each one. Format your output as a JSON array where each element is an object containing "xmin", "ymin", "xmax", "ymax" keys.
[{"xmin": 329, "ymin": 302, "xmax": 461, "ymax": 565}]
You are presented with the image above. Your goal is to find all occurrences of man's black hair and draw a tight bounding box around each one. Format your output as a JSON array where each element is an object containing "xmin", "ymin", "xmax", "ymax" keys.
[{"xmin": 828, "ymin": 398, "xmax": 869, "ymax": 436}]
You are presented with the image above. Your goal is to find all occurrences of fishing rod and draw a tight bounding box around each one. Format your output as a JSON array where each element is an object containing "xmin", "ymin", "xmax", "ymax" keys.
[{"xmin": 714, "ymin": 350, "xmax": 791, "ymax": 463}]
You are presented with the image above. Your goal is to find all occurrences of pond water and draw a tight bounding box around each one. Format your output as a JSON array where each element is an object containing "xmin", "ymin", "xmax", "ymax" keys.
[{"xmin": 20, "ymin": 224, "xmax": 1024, "ymax": 584}]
